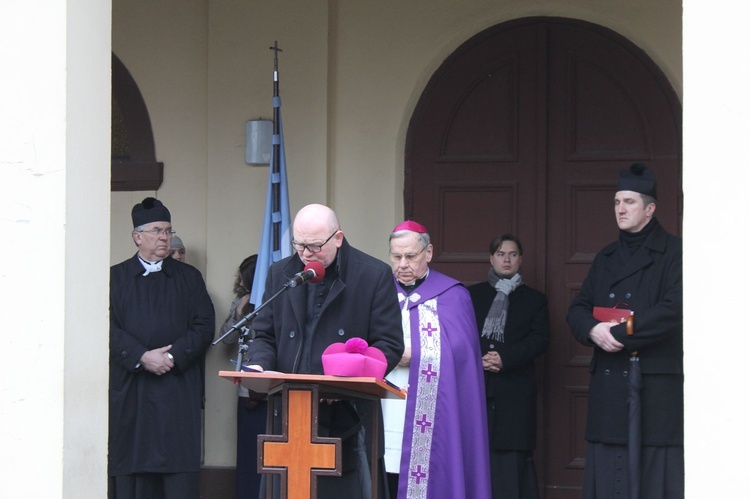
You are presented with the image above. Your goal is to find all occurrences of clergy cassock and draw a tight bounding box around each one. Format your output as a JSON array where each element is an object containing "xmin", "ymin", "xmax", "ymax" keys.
[
  {"xmin": 109, "ymin": 254, "xmax": 215, "ymax": 476},
  {"xmin": 384, "ymin": 269, "xmax": 491, "ymax": 499}
]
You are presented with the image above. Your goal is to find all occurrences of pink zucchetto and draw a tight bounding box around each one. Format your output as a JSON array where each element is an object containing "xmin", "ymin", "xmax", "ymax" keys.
[
  {"xmin": 322, "ymin": 338, "xmax": 388, "ymax": 378},
  {"xmin": 392, "ymin": 220, "xmax": 428, "ymax": 234}
]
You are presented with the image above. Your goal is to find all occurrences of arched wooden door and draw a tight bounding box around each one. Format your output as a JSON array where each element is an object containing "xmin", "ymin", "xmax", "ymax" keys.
[{"xmin": 404, "ymin": 17, "xmax": 681, "ymax": 498}]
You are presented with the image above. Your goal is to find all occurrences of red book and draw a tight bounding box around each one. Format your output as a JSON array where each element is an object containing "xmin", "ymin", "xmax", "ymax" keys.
[
  {"xmin": 593, "ymin": 306, "xmax": 632, "ymax": 323},
  {"xmin": 593, "ymin": 306, "xmax": 634, "ymax": 335}
]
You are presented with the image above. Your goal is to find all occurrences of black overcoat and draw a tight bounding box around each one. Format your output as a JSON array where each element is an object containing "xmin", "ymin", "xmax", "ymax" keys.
[
  {"xmin": 248, "ymin": 238, "xmax": 404, "ymax": 374},
  {"xmin": 468, "ymin": 282, "xmax": 550, "ymax": 451},
  {"xmin": 247, "ymin": 238, "xmax": 404, "ymax": 498},
  {"xmin": 109, "ymin": 255, "xmax": 215, "ymax": 475},
  {"xmin": 567, "ymin": 220, "xmax": 683, "ymax": 446}
]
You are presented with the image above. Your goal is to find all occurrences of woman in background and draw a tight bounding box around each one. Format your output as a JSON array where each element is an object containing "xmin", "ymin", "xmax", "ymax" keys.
[{"xmin": 220, "ymin": 254, "xmax": 266, "ymax": 499}]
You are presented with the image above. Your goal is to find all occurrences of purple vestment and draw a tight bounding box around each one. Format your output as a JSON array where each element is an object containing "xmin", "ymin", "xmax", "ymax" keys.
[{"xmin": 396, "ymin": 270, "xmax": 491, "ymax": 499}]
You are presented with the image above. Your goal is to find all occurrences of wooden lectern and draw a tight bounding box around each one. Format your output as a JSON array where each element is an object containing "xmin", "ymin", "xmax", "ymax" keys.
[{"xmin": 219, "ymin": 371, "xmax": 406, "ymax": 499}]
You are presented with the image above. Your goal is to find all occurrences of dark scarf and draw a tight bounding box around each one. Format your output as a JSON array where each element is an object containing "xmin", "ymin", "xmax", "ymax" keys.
[
  {"xmin": 481, "ymin": 269, "xmax": 523, "ymax": 342},
  {"xmin": 618, "ymin": 216, "xmax": 658, "ymax": 262}
]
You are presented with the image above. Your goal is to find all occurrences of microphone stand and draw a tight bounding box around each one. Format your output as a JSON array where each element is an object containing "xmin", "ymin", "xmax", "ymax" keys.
[{"xmin": 212, "ymin": 281, "xmax": 295, "ymax": 371}]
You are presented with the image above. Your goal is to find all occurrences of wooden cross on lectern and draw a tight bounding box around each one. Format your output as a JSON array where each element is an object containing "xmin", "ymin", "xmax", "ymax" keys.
[{"xmin": 258, "ymin": 385, "xmax": 342, "ymax": 499}]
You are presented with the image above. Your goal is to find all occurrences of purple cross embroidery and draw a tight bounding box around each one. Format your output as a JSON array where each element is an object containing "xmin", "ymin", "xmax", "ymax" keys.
[
  {"xmin": 411, "ymin": 464, "xmax": 427, "ymax": 484},
  {"xmin": 415, "ymin": 413, "xmax": 433, "ymax": 433},
  {"xmin": 421, "ymin": 363, "xmax": 437, "ymax": 382},
  {"xmin": 422, "ymin": 322, "xmax": 437, "ymax": 336}
]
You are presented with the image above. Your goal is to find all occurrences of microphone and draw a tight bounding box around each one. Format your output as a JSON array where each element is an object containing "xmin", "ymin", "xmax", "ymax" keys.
[
  {"xmin": 286, "ymin": 261, "xmax": 325, "ymax": 287},
  {"xmin": 215, "ymin": 261, "xmax": 325, "ymax": 347}
]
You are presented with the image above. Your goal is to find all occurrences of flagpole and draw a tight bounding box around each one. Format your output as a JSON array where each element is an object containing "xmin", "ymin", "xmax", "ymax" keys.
[
  {"xmin": 270, "ymin": 41, "xmax": 282, "ymax": 255},
  {"xmin": 247, "ymin": 42, "xmax": 292, "ymax": 310}
]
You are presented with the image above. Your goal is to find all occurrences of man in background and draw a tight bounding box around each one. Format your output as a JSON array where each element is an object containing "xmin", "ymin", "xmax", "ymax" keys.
[
  {"xmin": 384, "ymin": 220, "xmax": 491, "ymax": 499},
  {"xmin": 567, "ymin": 164, "xmax": 683, "ymax": 499},
  {"xmin": 247, "ymin": 203, "xmax": 403, "ymax": 498},
  {"xmin": 468, "ymin": 234, "xmax": 549, "ymax": 499},
  {"xmin": 109, "ymin": 197, "xmax": 215, "ymax": 499}
]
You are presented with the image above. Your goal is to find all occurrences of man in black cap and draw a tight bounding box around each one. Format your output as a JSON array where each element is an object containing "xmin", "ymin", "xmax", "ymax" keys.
[
  {"xmin": 109, "ymin": 197, "xmax": 215, "ymax": 499},
  {"xmin": 567, "ymin": 164, "xmax": 683, "ymax": 499}
]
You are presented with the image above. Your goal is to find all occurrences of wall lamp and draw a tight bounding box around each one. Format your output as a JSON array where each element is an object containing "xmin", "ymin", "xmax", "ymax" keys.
[{"xmin": 245, "ymin": 118, "xmax": 273, "ymax": 165}]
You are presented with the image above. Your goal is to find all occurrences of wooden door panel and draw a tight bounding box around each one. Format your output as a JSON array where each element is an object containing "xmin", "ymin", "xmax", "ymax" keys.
[
  {"xmin": 436, "ymin": 183, "xmax": 515, "ymax": 253},
  {"xmin": 544, "ymin": 21, "xmax": 681, "ymax": 497},
  {"xmin": 414, "ymin": 177, "xmax": 520, "ymax": 285},
  {"xmin": 566, "ymin": 60, "xmax": 652, "ymax": 159},
  {"xmin": 406, "ymin": 20, "xmax": 546, "ymax": 289},
  {"xmin": 405, "ymin": 18, "xmax": 681, "ymax": 499},
  {"xmin": 567, "ymin": 184, "xmax": 620, "ymax": 261},
  {"xmin": 443, "ymin": 65, "xmax": 518, "ymax": 159}
]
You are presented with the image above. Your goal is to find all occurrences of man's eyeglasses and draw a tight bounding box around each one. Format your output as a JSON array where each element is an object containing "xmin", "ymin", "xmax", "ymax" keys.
[
  {"xmin": 291, "ymin": 230, "xmax": 339, "ymax": 254},
  {"xmin": 389, "ymin": 247, "xmax": 425, "ymax": 263},
  {"xmin": 136, "ymin": 227, "xmax": 176, "ymax": 237}
]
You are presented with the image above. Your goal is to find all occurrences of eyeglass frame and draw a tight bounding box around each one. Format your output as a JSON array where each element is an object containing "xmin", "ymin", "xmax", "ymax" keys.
[
  {"xmin": 291, "ymin": 229, "xmax": 339, "ymax": 254},
  {"xmin": 388, "ymin": 246, "xmax": 426, "ymax": 264},
  {"xmin": 135, "ymin": 226, "xmax": 176, "ymax": 237}
]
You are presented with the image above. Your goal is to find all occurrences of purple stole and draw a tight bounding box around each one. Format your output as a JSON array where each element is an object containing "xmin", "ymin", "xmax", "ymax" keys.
[{"xmin": 397, "ymin": 270, "xmax": 491, "ymax": 499}]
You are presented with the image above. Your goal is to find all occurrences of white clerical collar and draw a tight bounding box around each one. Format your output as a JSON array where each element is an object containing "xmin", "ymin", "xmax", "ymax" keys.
[{"xmin": 138, "ymin": 256, "xmax": 163, "ymax": 276}]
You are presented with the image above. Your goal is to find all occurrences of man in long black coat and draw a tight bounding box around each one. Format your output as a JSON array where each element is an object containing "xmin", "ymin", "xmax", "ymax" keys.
[
  {"xmin": 247, "ymin": 203, "xmax": 404, "ymax": 498},
  {"xmin": 469, "ymin": 234, "xmax": 549, "ymax": 499},
  {"xmin": 567, "ymin": 164, "xmax": 683, "ymax": 499},
  {"xmin": 109, "ymin": 198, "xmax": 215, "ymax": 499}
]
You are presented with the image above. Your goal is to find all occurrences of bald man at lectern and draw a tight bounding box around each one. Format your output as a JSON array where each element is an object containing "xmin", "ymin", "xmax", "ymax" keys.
[{"xmin": 247, "ymin": 203, "xmax": 404, "ymax": 498}]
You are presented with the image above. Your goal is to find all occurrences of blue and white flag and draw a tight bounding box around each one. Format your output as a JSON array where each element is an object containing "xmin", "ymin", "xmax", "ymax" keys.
[{"xmin": 249, "ymin": 96, "xmax": 292, "ymax": 307}]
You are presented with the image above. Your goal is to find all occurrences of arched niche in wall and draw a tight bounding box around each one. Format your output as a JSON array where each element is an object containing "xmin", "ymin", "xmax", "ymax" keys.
[{"xmin": 111, "ymin": 53, "xmax": 163, "ymax": 191}]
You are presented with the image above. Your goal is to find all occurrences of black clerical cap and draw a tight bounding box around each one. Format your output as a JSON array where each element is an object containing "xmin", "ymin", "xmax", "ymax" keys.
[
  {"xmin": 616, "ymin": 162, "xmax": 657, "ymax": 199},
  {"xmin": 132, "ymin": 197, "xmax": 171, "ymax": 228}
]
